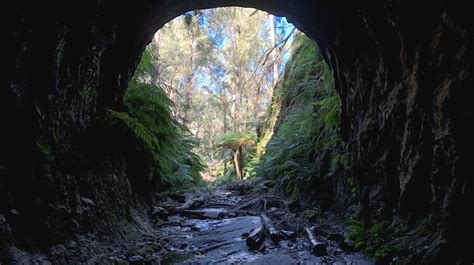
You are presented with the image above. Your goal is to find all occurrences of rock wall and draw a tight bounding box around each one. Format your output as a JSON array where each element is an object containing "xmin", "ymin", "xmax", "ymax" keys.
[
  {"xmin": 321, "ymin": 2, "xmax": 473, "ymax": 263},
  {"xmin": 2, "ymin": 0, "xmax": 472, "ymax": 263},
  {"xmin": 255, "ymin": 34, "xmax": 349, "ymax": 213}
]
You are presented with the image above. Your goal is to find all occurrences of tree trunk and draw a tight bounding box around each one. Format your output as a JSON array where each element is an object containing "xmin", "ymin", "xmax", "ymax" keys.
[
  {"xmin": 232, "ymin": 149, "xmax": 243, "ymax": 180},
  {"xmin": 268, "ymin": 14, "xmax": 279, "ymax": 91},
  {"xmin": 238, "ymin": 145, "xmax": 244, "ymax": 180},
  {"xmin": 183, "ymin": 30, "xmax": 195, "ymax": 126},
  {"xmin": 223, "ymin": 100, "xmax": 228, "ymax": 173}
]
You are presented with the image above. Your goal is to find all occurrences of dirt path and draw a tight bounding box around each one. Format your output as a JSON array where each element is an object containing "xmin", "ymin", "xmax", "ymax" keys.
[{"xmin": 151, "ymin": 181, "xmax": 371, "ymax": 264}]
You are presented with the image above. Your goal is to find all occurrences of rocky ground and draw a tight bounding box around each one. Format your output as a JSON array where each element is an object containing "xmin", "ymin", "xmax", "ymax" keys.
[{"xmin": 5, "ymin": 180, "xmax": 371, "ymax": 264}]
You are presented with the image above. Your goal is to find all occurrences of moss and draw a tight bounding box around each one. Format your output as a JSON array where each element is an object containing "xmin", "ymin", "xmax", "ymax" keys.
[
  {"xmin": 253, "ymin": 33, "xmax": 344, "ymax": 204},
  {"xmin": 302, "ymin": 208, "xmax": 321, "ymax": 220},
  {"xmin": 36, "ymin": 134, "xmax": 55, "ymax": 161},
  {"xmin": 348, "ymin": 218, "xmax": 410, "ymax": 264}
]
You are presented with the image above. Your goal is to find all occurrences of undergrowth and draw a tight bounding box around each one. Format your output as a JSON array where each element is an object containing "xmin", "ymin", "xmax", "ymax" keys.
[
  {"xmin": 252, "ymin": 33, "xmax": 346, "ymax": 200},
  {"xmin": 348, "ymin": 219, "xmax": 410, "ymax": 264},
  {"xmin": 108, "ymin": 46, "xmax": 205, "ymax": 190}
]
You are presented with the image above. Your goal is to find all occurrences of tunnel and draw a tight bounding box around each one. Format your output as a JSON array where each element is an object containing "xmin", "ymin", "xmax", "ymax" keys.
[{"xmin": 2, "ymin": 0, "xmax": 473, "ymax": 263}]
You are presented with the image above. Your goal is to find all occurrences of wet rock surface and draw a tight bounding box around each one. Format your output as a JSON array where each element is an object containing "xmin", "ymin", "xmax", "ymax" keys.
[
  {"xmin": 150, "ymin": 183, "xmax": 370, "ymax": 264},
  {"xmin": 18, "ymin": 181, "xmax": 368, "ymax": 264}
]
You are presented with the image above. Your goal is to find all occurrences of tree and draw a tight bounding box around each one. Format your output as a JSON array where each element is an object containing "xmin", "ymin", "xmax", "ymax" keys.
[
  {"xmin": 214, "ymin": 132, "xmax": 256, "ymax": 180},
  {"xmin": 268, "ymin": 14, "xmax": 279, "ymax": 90}
]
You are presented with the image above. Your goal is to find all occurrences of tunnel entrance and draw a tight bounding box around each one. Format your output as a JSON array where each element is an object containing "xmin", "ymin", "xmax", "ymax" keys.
[
  {"xmin": 105, "ymin": 6, "xmax": 362, "ymax": 263},
  {"xmin": 131, "ymin": 7, "xmax": 303, "ymax": 184},
  {"xmin": 2, "ymin": 1, "xmax": 472, "ymax": 264}
]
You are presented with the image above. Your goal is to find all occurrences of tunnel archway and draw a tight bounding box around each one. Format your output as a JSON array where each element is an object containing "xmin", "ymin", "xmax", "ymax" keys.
[
  {"xmin": 3, "ymin": 1, "xmax": 472, "ymax": 263},
  {"xmin": 97, "ymin": 0, "xmax": 335, "ymax": 111}
]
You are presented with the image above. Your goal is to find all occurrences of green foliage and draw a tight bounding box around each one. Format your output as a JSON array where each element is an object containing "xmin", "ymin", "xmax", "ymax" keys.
[
  {"xmin": 213, "ymin": 131, "xmax": 257, "ymax": 180},
  {"xmin": 111, "ymin": 47, "xmax": 205, "ymax": 189},
  {"xmin": 134, "ymin": 46, "xmax": 155, "ymax": 81},
  {"xmin": 348, "ymin": 220, "xmax": 386, "ymax": 250},
  {"xmin": 214, "ymin": 132, "xmax": 256, "ymax": 151},
  {"xmin": 213, "ymin": 163, "xmax": 236, "ymax": 186},
  {"xmin": 254, "ymin": 33, "xmax": 345, "ymax": 199},
  {"xmin": 36, "ymin": 137, "xmax": 54, "ymax": 161},
  {"xmin": 107, "ymin": 110, "xmax": 159, "ymax": 168},
  {"xmin": 302, "ymin": 208, "xmax": 321, "ymax": 220},
  {"xmin": 348, "ymin": 219, "xmax": 409, "ymax": 264},
  {"xmin": 155, "ymin": 8, "xmax": 287, "ymax": 175}
]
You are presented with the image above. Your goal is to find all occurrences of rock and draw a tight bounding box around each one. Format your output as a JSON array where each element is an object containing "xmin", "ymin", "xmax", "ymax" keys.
[
  {"xmin": 180, "ymin": 243, "xmax": 189, "ymax": 249},
  {"xmin": 0, "ymin": 214, "xmax": 12, "ymax": 244},
  {"xmin": 7, "ymin": 247, "xmax": 38, "ymax": 264},
  {"xmin": 286, "ymin": 200, "xmax": 301, "ymax": 212},
  {"xmin": 48, "ymin": 244, "xmax": 68, "ymax": 264},
  {"xmin": 187, "ymin": 216, "xmax": 261, "ymax": 262},
  {"xmin": 153, "ymin": 219, "xmax": 165, "ymax": 226},
  {"xmin": 268, "ymin": 207, "xmax": 278, "ymax": 213},
  {"xmin": 150, "ymin": 206, "xmax": 168, "ymax": 219},
  {"xmin": 128, "ymin": 255, "xmax": 144, "ymax": 264},
  {"xmin": 109, "ymin": 256, "xmax": 128, "ymax": 265},
  {"xmin": 38, "ymin": 257, "xmax": 53, "ymax": 265},
  {"xmin": 81, "ymin": 197, "xmax": 96, "ymax": 206},
  {"xmin": 5, "ymin": 209, "xmax": 20, "ymax": 229},
  {"xmin": 339, "ymin": 239, "xmax": 355, "ymax": 252},
  {"xmin": 327, "ymin": 232, "xmax": 345, "ymax": 243},
  {"xmin": 249, "ymin": 253, "xmax": 297, "ymax": 265},
  {"xmin": 65, "ymin": 240, "xmax": 78, "ymax": 249},
  {"xmin": 80, "ymin": 197, "xmax": 96, "ymax": 213},
  {"xmin": 144, "ymin": 254, "xmax": 161, "ymax": 264}
]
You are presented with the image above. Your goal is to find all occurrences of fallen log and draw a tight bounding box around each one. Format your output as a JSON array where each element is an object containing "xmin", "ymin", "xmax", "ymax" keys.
[
  {"xmin": 226, "ymin": 180, "xmax": 253, "ymax": 192},
  {"xmin": 182, "ymin": 209, "xmax": 226, "ymax": 219},
  {"xmin": 304, "ymin": 226, "xmax": 327, "ymax": 256},
  {"xmin": 225, "ymin": 198, "xmax": 262, "ymax": 216},
  {"xmin": 261, "ymin": 213, "xmax": 281, "ymax": 243},
  {"xmin": 280, "ymin": 229, "xmax": 297, "ymax": 240},
  {"xmin": 175, "ymin": 195, "xmax": 205, "ymax": 212},
  {"xmin": 245, "ymin": 224, "xmax": 265, "ymax": 250}
]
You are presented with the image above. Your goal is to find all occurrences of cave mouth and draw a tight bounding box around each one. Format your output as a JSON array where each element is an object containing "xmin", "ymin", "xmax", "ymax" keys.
[
  {"xmin": 2, "ymin": 1, "xmax": 472, "ymax": 264},
  {"xmin": 107, "ymin": 6, "xmax": 351, "ymax": 262},
  {"xmin": 128, "ymin": 7, "xmax": 318, "ymax": 186}
]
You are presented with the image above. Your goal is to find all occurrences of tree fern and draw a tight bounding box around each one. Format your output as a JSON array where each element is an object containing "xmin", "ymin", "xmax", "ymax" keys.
[{"xmin": 109, "ymin": 47, "xmax": 205, "ymax": 191}]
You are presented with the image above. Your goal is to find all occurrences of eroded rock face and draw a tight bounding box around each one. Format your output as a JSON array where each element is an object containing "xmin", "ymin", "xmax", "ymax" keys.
[
  {"xmin": 322, "ymin": 2, "xmax": 473, "ymax": 263},
  {"xmin": 2, "ymin": 0, "xmax": 472, "ymax": 263}
]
